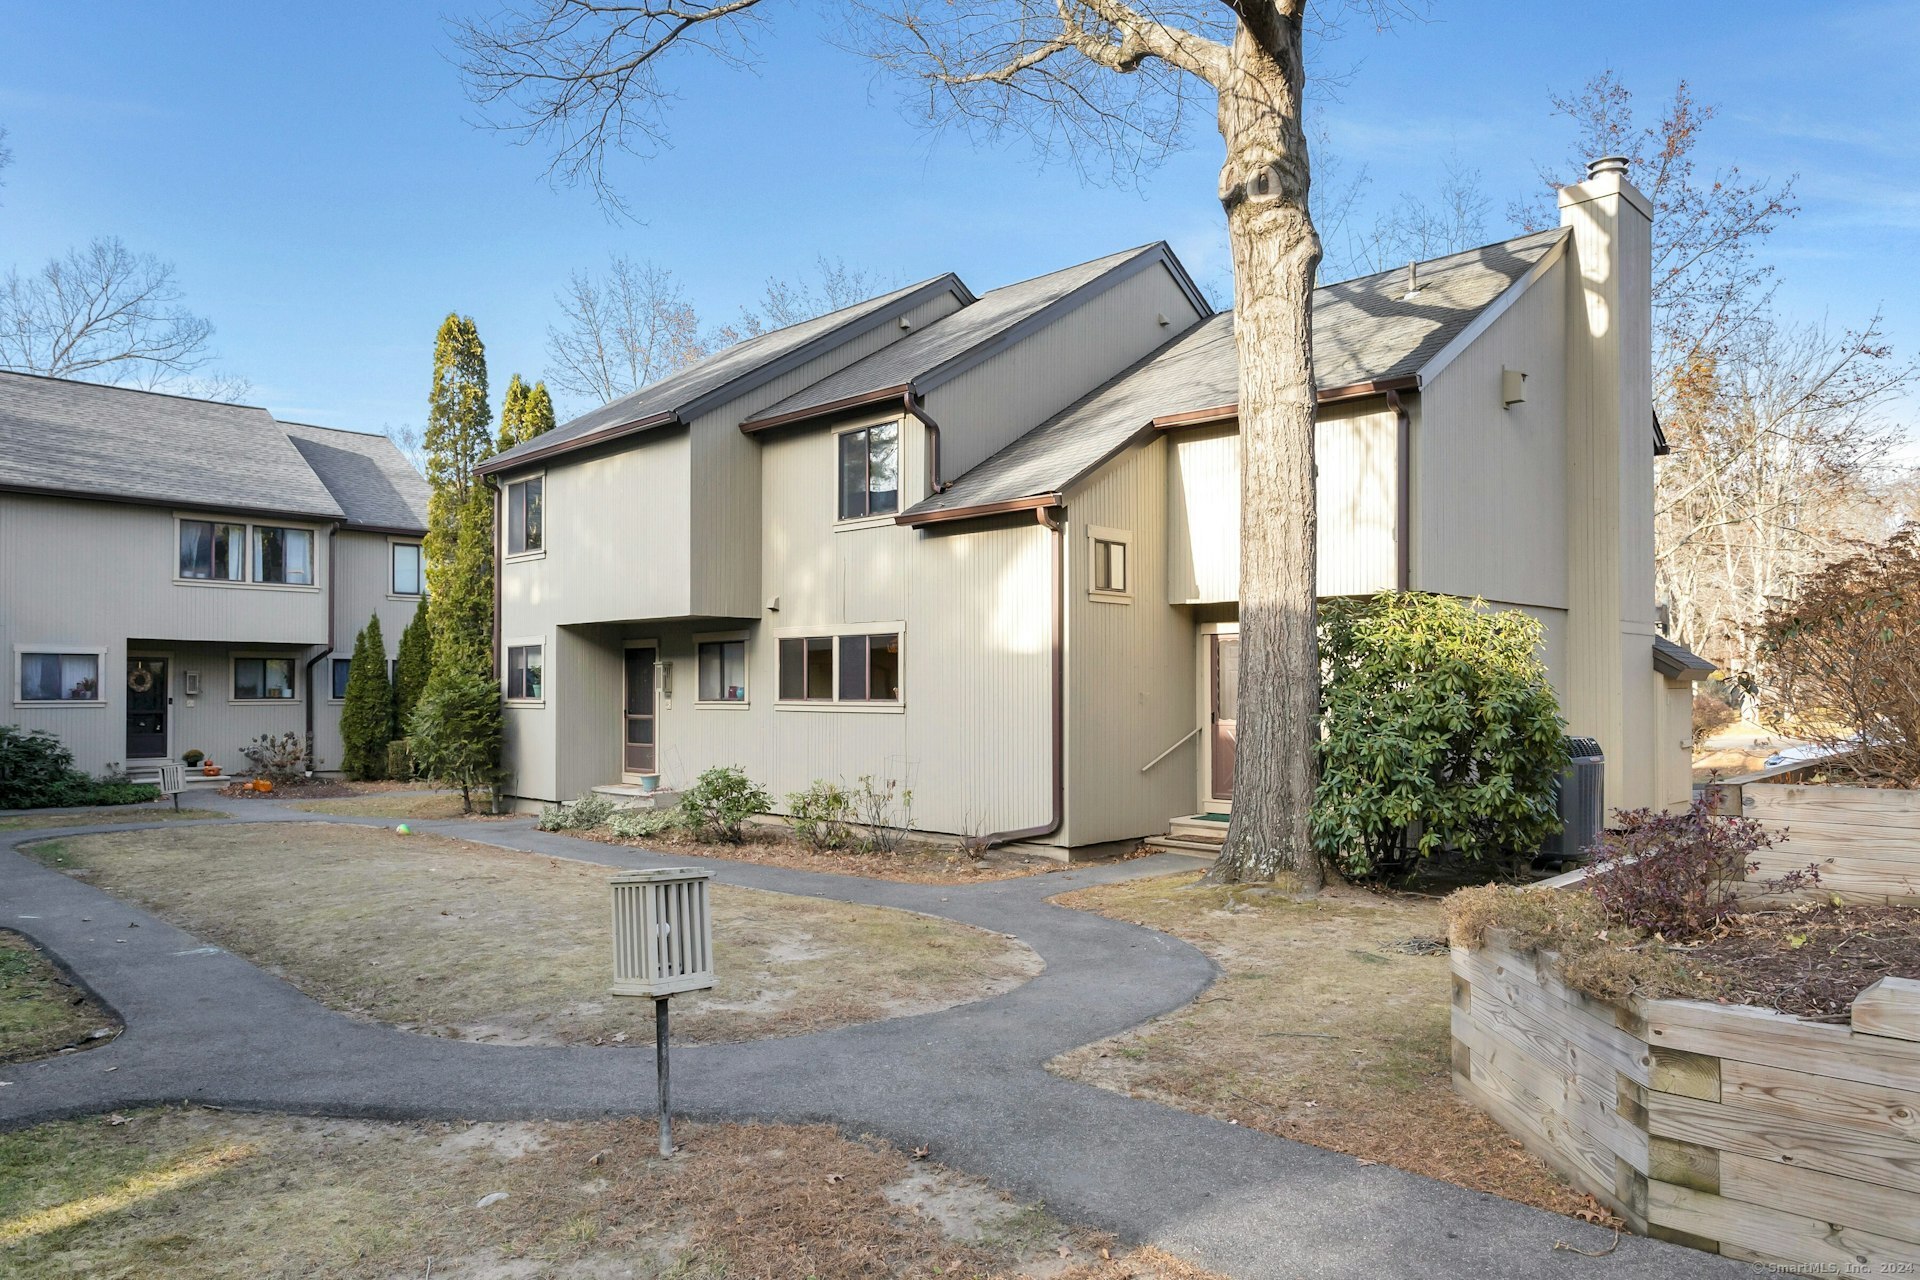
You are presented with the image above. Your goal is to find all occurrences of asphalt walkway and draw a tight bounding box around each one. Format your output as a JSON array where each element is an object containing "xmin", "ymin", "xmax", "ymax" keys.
[{"xmin": 0, "ymin": 800, "xmax": 1757, "ymax": 1278}]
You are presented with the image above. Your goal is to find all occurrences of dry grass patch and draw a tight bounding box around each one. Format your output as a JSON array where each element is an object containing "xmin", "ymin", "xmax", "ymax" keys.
[
  {"xmin": 0, "ymin": 1109, "xmax": 1220, "ymax": 1279},
  {"xmin": 290, "ymin": 792, "xmax": 470, "ymax": 820},
  {"xmin": 27, "ymin": 823, "xmax": 1038, "ymax": 1047},
  {"xmin": 1050, "ymin": 872, "xmax": 1584, "ymax": 1217},
  {"xmin": 567, "ymin": 823, "xmax": 1068, "ymax": 884},
  {"xmin": 0, "ymin": 807, "xmax": 226, "ymax": 832},
  {"xmin": 0, "ymin": 932, "xmax": 117, "ymax": 1064}
]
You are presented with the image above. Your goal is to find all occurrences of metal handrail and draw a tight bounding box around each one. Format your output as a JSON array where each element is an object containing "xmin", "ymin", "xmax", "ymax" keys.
[{"xmin": 1140, "ymin": 726, "xmax": 1201, "ymax": 773}]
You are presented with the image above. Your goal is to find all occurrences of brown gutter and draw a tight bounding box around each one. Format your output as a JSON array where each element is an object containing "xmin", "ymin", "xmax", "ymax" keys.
[
  {"xmin": 476, "ymin": 411, "xmax": 678, "ymax": 477},
  {"xmin": 1149, "ymin": 377, "xmax": 1423, "ymax": 434},
  {"xmin": 901, "ymin": 389, "xmax": 952, "ymax": 494},
  {"xmin": 981, "ymin": 505, "xmax": 1065, "ymax": 849},
  {"xmin": 894, "ymin": 493, "xmax": 1061, "ymax": 528},
  {"xmin": 1150, "ymin": 403, "xmax": 1239, "ymax": 431},
  {"xmin": 1386, "ymin": 388, "xmax": 1412, "ymax": 591},
  {"xmin": 739, "ymin": 384, "xmax": 912, "ymax": 435},
  {"xmin": 303, "ymin": 523, "xmax": 341, "ymax": 759}
]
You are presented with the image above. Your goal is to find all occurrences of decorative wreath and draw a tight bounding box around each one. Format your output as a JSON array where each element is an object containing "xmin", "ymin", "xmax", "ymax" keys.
[{"xmin": 127, "ymin": 668, "xmax": 154, "ymax": 694}]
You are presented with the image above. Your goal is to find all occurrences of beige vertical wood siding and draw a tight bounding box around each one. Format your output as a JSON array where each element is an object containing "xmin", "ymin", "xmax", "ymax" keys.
[
  {"xmin": 314, "ymin": 529, "xmax": 422, "ymax": 771},
  {"xmin": 0, "ymin": 491, "xmax": 330, "ymax": 775},
  {"xmin": 1060, "ymin": 437, "xmax": 1200, "ymax": 844},
  {"xmin": 929, "ymin": 263, "xmax": 1207, "ymax": 479},
  {"xmin": 1165, "ymin": 399, "xmax": 1399, "ymax": 605},
  {"xmin": 1412, "ymin": 256, "xmax": 1570, "ymax": 609}
]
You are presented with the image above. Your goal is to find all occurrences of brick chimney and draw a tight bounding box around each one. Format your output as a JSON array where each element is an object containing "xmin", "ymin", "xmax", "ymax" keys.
[{"xmin": 1559, "ymin": 157, "xmax": 1659, "ymax": 812}]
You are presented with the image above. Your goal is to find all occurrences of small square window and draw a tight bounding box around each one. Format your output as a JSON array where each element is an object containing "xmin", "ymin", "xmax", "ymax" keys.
[
  {"xmin": 507, "ymin": 644, "xmax": 543, "ymax": 700},
  {"xmin": 1089, "ymin": 528, "xmax": 1131, "ymax": 600},
  {"xmin": 697, "ymin": 639, "xmax": 747, "ymax": 702}
]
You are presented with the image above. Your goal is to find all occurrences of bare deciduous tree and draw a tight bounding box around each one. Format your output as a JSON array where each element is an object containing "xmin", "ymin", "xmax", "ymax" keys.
[
  {"xmin": 456, "ymin": 0, "xmax": 1420, "ymax": 890},
  {"xmin": 724, "ymin": 255, "xmax": 896, "ymax": 339},
  {"xmin": 546, "ymin": 254, "xmax": 712, "ymax": 403},
  {"xmin": 0, "ymin": 236, "xmax": 239, "ymax": 395},
  {"xmin": 1323, "ymin": 151, "xmax": 1488, "ymax": 279}
]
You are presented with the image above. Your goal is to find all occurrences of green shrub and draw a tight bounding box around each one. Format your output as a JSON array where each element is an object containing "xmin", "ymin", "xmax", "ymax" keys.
[
  {"xmin": 241, "ymin": 732, "xmax": 313, "ymax": 784},
  {"xmin": 409, "ymin": 672, "xmax": 504, "ymax": 814},
  {"xmin": 0, "ymin": 727, "xmax": 158, "ymax": 809},
  {"xmin": 786, "ymin": 780, "xmax": 855, "ymax": 850},
  {"xmin": 680, "ymin": 766, "xmax": 771, "ymax": 843},
  {"xmin": 536, "ymin": 791, "xmax": 618, "ymax": 832},
  {"xmin": 385, "ymin": 738, "xmax": 414, "ymax": 781},
  {"xmin": 339, "ymin": 615, "xmax": 394, "ymax": 781},
  {"xmin": 1313, "ymin": 592, "xmax": 1569, "ymax": 877},
  {"xmin": 606, "ymin": 807, "xmax": 682, "ymax": 840}
]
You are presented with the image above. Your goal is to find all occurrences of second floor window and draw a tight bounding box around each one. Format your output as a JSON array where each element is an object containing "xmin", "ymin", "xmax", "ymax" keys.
[
  {"xmin": 507, "ymin": 477, "xmax": 544, "ymax": 554},
  {"xmin": 838, "ymin": 421, "xmax": 899, "ymax": 520},
  {"xmin": 253, "ymin": 526, "xmax": 314, "ymax": 585},
  {"xmin": 179, "ymin": 520, "xmax": 245, "ymax": 581},
  {"xmin": 391, "ymin": 543, "xmax": 423, "ymax": 596}
]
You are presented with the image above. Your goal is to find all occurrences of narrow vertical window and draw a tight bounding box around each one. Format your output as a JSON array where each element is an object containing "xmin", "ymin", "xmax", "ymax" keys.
[
  {"xmin": 506, "ymin": 644, "xmax": 543, "ymax": 700},
  {"xmin": 391, "ymin": 543, "xmax": 424, "ymax": 595},
  {"xmin": 697, "ymin": 639, "xmax": 747, "ymax": 702},
  {"xmin": 507, "ymin": 477, "xmax": 544, "ymax": 554},
  {"xmin": 837, "ymin": 421, "xmax": 902, "ymax": 519}
]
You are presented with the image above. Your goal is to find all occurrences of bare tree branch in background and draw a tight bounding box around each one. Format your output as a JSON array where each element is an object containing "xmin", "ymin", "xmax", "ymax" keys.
[
  {"xmin": 1323, "ymin": 150, "xmax": 1487, "ymax": 279},
  {"xmin": 450, "ymin": 1, "xmax": 771, "ymax": 213},
  {"xmin": 723, "ymin": 255, "xmax": 898, "ymax": 339},
  {"xmin": 0, "ymin": 124, "xmax": 12, "ymax": 202},
  {"xmin": 545, "ymin": 254, "xmax": 712, "ymax": 403},
  {"xmin": 0, "ymin": 236, "xmax": 244, "ymax": 398}
]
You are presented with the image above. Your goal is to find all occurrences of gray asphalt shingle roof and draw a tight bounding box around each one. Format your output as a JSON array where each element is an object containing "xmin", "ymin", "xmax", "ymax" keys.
[
  {"xmin": 743, "ymin": 245, "xmax": 1181, "ymax": 428},
  {"xmin": 0, "ymin": 372, "xmax": 346, "ymax": 519},
  {"xmin": 904, "ymin": 229, "xmax": 1568, "ymax": 520},
  {"xmin": 283, "ymin": 422, "xmax": 429, "ymax": 533},
  {"xmin": 481, "ymin": 273, "xmax": 972, "ymax": 475}
]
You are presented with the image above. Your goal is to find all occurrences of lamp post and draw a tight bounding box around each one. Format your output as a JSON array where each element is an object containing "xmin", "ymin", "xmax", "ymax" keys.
[{"xmin": 609, "ymin": 867, "xmax": 715, "ymax": 1157}]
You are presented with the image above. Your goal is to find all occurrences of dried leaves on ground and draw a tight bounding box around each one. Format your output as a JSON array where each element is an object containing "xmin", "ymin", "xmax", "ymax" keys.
[
  {"xmin": 1691, "ymin": 901, "xmax": 1920, "ymax": 1020},
  {"xmin": 1050, "ymin": 872, "xmax": 1587, "ymax": 1217},
  {"xmin": 570, "ymin": 822, "xmax": 1068, "ymax": 884},
  {"xmin": 0, "ymin": 1110, "xmax": 1221, "ymax": 1279},
  {"xmin": 24, "ymin": 823, "xmax": 1037, "ymax": 1047},
  {"xmin": 0, "ymin": 932, "xmax": 117, "ymax": 1064}
]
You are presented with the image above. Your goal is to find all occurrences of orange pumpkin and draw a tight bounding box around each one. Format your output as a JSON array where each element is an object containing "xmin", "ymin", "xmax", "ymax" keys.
[{"xmin": 253, "ymin": 779, "xmax": 274, "ymax": 793}]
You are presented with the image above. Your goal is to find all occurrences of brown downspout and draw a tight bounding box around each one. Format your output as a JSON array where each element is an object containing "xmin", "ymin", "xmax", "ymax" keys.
[
  {"xmin": 901, "ymin": 390, "xmax": 953, "ymax": 495},
  {"xmin": 491, "ymin": 479, "xmax": 503, "ymax": 679},
  {"xmin": 1386, "ymin": 388, "xmax": 1412, "ymax": 591},
  {"xmin": 982, "ymin": 506, "xmax": 1065, "ymax": 848},
  {"xmin": 303, "ymin": 523, "xmax": 340, "ymax": 765}
]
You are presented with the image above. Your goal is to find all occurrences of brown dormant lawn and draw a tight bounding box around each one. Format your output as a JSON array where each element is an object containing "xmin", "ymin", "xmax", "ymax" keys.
[
  {"xmin": 0, "ymin": 807, "xmax": 226, "ymax": 832},
  {"xmin": 289, "ymin": 791, "xmax": 472, "ymax": 820},
  {"xmin": 0, "ymin": 1108, "xmax": 1221, "ymax": 1279},
  {"xmin": 569, "ymin": 822, "xmax": 1069, "ymax": 885},
  {"xmin": 0, "ymin": 933, "xmax": 116, "ymax": 1065},
  {"xmin": 1049, "ymin": 872, "xmax": 1585, "ymax": 1217},
  {"xmin": 26, "ymin": 823, "xmax": 1038, "ymax": 1047}
]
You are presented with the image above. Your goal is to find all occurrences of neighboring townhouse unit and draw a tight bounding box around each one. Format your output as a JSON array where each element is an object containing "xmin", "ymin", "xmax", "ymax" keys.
[
  {"xmin": 0, "ymin": 374, "xmax": 429, "ymax": 780},
  {"xmin": 482, "ymin": 158, "xmax": 1707, "ymax": 851}
]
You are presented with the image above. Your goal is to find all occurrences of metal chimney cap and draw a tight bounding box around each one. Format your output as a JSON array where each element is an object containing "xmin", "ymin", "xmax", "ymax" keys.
[{"xmin": 1586, "ymin": 155, "xmax": 1630, "ymax": 180}]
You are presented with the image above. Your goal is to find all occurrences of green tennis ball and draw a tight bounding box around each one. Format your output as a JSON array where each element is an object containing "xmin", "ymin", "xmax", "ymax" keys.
[{"xmin": 396, "ymin": 823, "xmax": 411, "ymax": 835}]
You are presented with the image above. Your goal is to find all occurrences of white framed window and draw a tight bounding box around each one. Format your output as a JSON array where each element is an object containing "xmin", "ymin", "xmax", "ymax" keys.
[
  {"xmin": 178, "ymin": 519, "xmax": 246, "ymax": 581},
  {"xmin": 696, "ymin": 634, "xmax": 748, "ymax": 704},
  {"xmin": 330, "ymin": 657, "xmax": 352, "ymax": 701},
  {"xmin": 506, "ymin": 475, "xmax": 545, "ymax": 556},
  {"xmin": 836, "ymin": 420, "xmax": 901, "ymax": 520},
  {"xmin": 390, "ymin": 542, "xmax": 424, "ymax": 596},
  {"xmin": 776, "ymin": 626, "xmax": 903, "ymax": 709},
  {"xmin": 15, "ymin": 648, "xmax": 106, "ymax": 705},
  {"xmin": 252, "ymin": 526, "xmax": 314, "ymax": 585},
  {"xmin": 1087, "ymin": 525, "xmax": 1132, "ymax": 602},
  {"xmin": 506, "ymin": 642, "xmax": 543, "ymax": 702},
  {"xmin": 233, "ymin": 655, "xmax": 298, "ymax": 701}
]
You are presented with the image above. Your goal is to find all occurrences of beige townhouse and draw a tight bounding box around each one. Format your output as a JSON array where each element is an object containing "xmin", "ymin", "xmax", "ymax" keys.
[
  {"xmin": 480, "ymin": 157, "xmax": 1709, "ymax": 852},
  {"xmin": 0, "ymin": 374, "xmax": 428, "ymax": 782}
]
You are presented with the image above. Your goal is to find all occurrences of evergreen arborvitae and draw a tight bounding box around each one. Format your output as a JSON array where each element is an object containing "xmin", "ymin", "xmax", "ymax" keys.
[
  {"xmin": 497, "ymin": 373, "xmax": 529, "ymax": 454},
  {"xmin": 423, "ymin": 314, "xmax": 493, "ymax": 677},
  {"xmin": 393, "ymin": 598, "xmax": 433, "ymax": 734},
  {"xmin": 435, "ymin": 483, "xmax": 497, "ymax": 676},
  {"xmin": 339, "ymin": 615, "xmax": 394, "ymax": 781},
  {"xmin": 524, "ymin": 380, "xmax": 556, "ymax": 439}
]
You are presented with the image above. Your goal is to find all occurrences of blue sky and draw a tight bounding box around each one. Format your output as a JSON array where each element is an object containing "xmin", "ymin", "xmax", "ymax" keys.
[{"xmin": 2, "ymin": 2, "xmax": 1914, "ymax": 434}]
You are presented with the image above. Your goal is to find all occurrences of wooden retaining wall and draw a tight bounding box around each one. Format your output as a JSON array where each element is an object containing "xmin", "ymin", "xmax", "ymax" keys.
[
  {"xmin": 1453, "ymin": 932, "xmax": 1920, "ymax": 1270},
  {"xmin": 1706, "ymin": 779, "xmax": 1920, "ymax": 903}
]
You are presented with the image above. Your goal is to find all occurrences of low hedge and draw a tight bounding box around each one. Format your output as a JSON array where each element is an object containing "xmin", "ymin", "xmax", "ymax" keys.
[{"xmin": 0, "ymin": 727, "xmax": 160, "ymax": 810}]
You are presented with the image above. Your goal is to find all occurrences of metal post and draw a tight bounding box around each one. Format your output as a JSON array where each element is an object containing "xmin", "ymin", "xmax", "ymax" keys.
[{"xmin": 655, "ymin": 995, "xmax": 672, "ymax": 1157}]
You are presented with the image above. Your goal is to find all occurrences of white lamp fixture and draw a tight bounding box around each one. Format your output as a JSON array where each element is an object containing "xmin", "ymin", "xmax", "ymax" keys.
[{"xmin": 610, "ymin": 867, "xmax": 715, "ymax": 1157}]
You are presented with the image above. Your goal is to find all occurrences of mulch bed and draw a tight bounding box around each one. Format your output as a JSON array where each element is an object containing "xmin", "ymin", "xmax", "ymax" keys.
[
  {"xmin": 1685, "ymin": 902, "xmax": 1920, "ymax": 1021},
  {"xmin": 216, "ymin": 779, "xmax": 433, "ymax": 801},
  {"xmin": 567, "ymin": 824, "xmax": 1071, "ymax": 884}
]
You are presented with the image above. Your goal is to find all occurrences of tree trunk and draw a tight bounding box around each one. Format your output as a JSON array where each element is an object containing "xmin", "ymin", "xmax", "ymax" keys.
[{"xmin": 1208, "ymin": 16, "xmax": 1325, "ymax": 892}]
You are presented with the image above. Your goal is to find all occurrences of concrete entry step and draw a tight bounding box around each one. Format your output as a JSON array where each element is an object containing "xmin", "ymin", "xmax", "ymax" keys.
[
  {"xmin": 1166, "ymin": 814, "xmax": 1229, "ymax": 845},
  {"xmin": 591, "ymin": 783, "xmax": 680, "ymax": 811},
  {"xmin": 1142, "ymin": 836, "xmax": 1225, "ymax": 855}
]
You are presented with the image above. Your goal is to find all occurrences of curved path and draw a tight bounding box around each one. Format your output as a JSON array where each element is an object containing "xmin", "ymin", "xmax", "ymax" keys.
[{"xmin": 0, "ymin": 800, "xmax": 1757, "ymax": 1279}]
